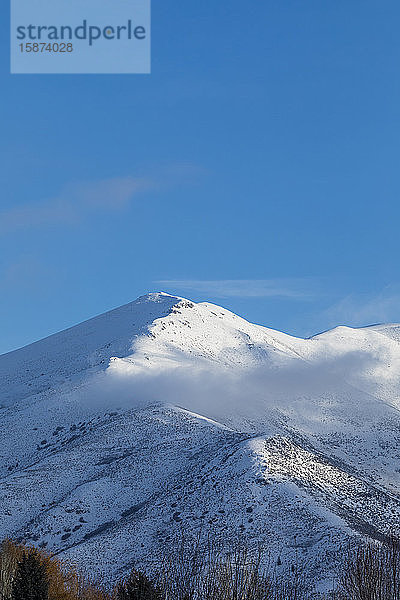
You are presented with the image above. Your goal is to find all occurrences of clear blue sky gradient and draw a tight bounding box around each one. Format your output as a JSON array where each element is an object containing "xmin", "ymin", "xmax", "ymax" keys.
[{"xmin": 1, "ymin": 1, "xmax": 400, "ymax": 353}]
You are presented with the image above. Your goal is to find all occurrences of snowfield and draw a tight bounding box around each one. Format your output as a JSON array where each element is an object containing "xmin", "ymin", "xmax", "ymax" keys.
[{"xmin": 2, "ymin": 292, "xmax": 400, "ymax": 589}]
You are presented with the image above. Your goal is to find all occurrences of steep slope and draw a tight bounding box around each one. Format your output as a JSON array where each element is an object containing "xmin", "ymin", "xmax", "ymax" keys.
[
  {"xmin": 0, "ymin": 293, "xmax": 179, "ymax": 407},
  {"xmin": 2, "ymin": 292, "xmax": 400, "ymax": 590}
]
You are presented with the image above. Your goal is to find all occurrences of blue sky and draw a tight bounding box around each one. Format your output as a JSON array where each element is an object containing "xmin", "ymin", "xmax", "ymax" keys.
[{"xmin": 1, "ymin": 1, "xmax": 400, "ymax": 354}]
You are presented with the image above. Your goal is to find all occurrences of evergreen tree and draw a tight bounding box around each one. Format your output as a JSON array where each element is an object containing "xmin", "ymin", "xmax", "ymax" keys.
[
  {"xmin": 11, "ymin": 551, "xmax": 48, "ymax": 600},
  {"xmin": 116, "ymin": 568, "xmax": 161, "ymax": 600}
]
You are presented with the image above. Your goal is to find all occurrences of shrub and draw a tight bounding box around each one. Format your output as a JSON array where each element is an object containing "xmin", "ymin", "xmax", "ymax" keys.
[{"xmin": 115, "ymin": 569, "xmax": 161, "ymax": 600}]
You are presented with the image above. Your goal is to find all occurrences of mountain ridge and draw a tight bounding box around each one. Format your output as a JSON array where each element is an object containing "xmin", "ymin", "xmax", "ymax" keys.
[{"xmin": 2, "ymin": 292, "xmax": 400, "ymax": 591}]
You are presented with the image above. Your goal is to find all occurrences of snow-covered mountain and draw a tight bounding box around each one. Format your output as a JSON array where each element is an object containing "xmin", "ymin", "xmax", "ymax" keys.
[{"xmin": 2, "ymin": 292, "xmax": 400, "ymax": 590}]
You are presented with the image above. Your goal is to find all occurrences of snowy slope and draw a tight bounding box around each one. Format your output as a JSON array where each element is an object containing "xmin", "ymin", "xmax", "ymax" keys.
[
  {"xmin": 0, "ymin": 293, "xmax": 179, "ymax": 407},
  {"xmin": 2, "ymin": 292, "xmax": 400, "ymax": 589}
]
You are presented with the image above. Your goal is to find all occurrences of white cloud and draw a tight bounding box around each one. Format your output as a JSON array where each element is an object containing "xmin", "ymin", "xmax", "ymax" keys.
[
  {"xmin": 156, "ymin": 278, "xmax": 318, "ymax": 299},
  {"xmin": 80, "ymin": 348, "xmax": 378, "ymax": 427}
]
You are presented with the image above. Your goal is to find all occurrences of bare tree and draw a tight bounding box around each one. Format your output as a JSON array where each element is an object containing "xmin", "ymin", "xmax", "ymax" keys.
[{"xmin": 337, "ymin": 537, "xmax": 400, "ymax": 600}]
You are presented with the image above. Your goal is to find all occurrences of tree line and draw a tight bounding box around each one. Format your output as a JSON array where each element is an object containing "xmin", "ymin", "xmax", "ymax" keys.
[{"xmin": 1, "ymin": 536, "xmax": 400, "ymax": 600}]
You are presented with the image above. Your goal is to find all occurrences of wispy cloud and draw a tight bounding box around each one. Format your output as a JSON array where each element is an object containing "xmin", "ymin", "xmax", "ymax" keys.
[
  {"xmin": 322, "ymin": 284, "xmax": 400, "ymax": 327},
  {"xmin": 0, "ymin": 176, "xmax": 153, "ymax": 235},
  {"xmin": 156, "ymin": 278, "xmax": 318, "ymax": 299},
  {"xmin": 0, "ymin": 256, "xmax": 52, "ymax": 293},
  {"xmin": 0, "ymin": 163, "xmax": 201, "ymax": 235}
]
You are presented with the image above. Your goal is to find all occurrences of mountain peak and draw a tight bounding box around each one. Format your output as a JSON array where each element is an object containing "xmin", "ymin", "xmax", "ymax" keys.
[
  {"xmin": 3, "ymin": 293, "xmax": 400, "ymax": 589},
  {"xmin": 0, "ymin": 292, "xmax": 182, "ymax": 405}
]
